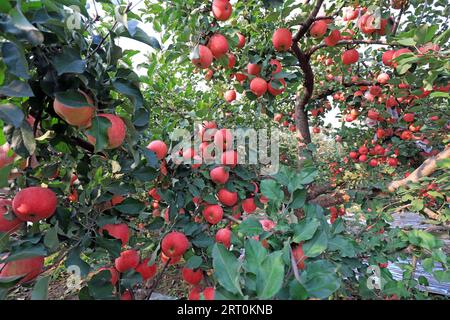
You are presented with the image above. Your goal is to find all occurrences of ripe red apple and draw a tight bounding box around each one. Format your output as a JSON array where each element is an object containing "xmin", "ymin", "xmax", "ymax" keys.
[
  {"xmin": 292, "ymin": 244, "xmax": 306, "ymax": 270},
  {"xmin": 120, "ymin": 290, "xmax": 133, "ymax": 300},
  {"xmin": 226, "ymin": 53, "xmax": 236, "ymax": 69},
  {"xmin": 221, "ymin": 150, "xmax": 238, "ymax": 167},
  {"xmin": 111, "ymin": 195, "xmax": 124, "ymax": 206},
  {"xmin": 268, "ymin": 79, "xmax": 286, "ymax": 96},
  {"xmin": 247, "ymin": 63, "xmax": 261, "ymax": 76},
  {"xmin": 12, "ymin": 187, "xmax": 57, "ymax": 222},
  {"xmin": 161, "ymin": 231, "xmax": 190, "ymax": 258},
  {"xmin": 202, "ymin": 204, "xmax": 223, "ymax": 224},
  {"xmin": 217, "ymin": 188, "xmax": 238, "ymax": 206},
  {"xmin": 146, "ymin": 140, "xmax": 168, "ymax": 160},
  {"xmin": 272, "ymin": 28, "xmax": 292, "ymax": 52},
  {"xmin": 210, "ymin": 166, "xmax": 229, "ymax": 184},
  {"xmin": 135, "ymin": 258, "xmax": 157, "ymax": 281},
  {"xmin": 312, "ymin": 127, "xmax": 320, "ymax": 134},
  {"xmin": 358, "ymin": 13, "xmax": 378, "ymax": 34},
  {"xmin": 0, "ymin": 199, "xmax": 23, "ymax": 233},
  {"xmin": 97, "ymin": 266, "xmax": 119, "ymax": 285},
  {"xmin": 392, "ymin": 48, "xmax": 413, "ymax": 67},
  {"xmin": 310, "ymin": 20, "xmax": 328, "ymax": 38},
  {"xmin": 0, "ymin": 256, "xmax": 45, "ymax": 283},
  {"xmin": 214, "ymin": 128, "xmax": 233, "ymax": 150},
  {"xmin": 358, "ymin": 145, "xmax": 369, "ymax": 155},
  {"xmin": 382, "ymin": 50, "xmax": 395, "ymax": 67},
  {"xmin": 358, "ymin": 154, "xmax": 368, "ymax": 162},
  {"xmin": 341, "ymin": 49, "xmax": 359, "ymax": 65},
  {"xmin": 87, "ymin": 114, "xmax": 126, "ymax": 149},
  {"xmin": 205, "ymin": 69, "xmax": 214, "ymax": 81},
  {"xmin": 160, "ymin": 252, "xmax": 181, "ymax": 265},
  {"xmin": 324, "ymin": 29, "xmax": 341, "ymax": 46},
  {"xmin": 99, "ymin": 223, "xmax": 130, "ymax": 246},
  {"xmin": 349, "ymin": 151, "xmax": 359, "ymax": 159},
  {"xmin": 274, "ymin": 113, "xmax": 284, "ymax": 123},
  {"xmin": 269, "ymin": 59, "xmax": 282, "ymax": 74},
  {"xmin": 53, "ymin": 90, "xmax": 94, "ymax": 128},
  {"xmin": 115, "ymin": 250, "xmax": 140, "ymax": 272},
  {"xmin": 182, "ymin": 267, "xmax": 203, "ymax": 285},
  {"xmin": 212, "ymin": 0, "xmax": 232, "ymax": 21},
  {"xmin": 224, "ymin": 90, "xmax": 236, "ymax": 103},
  {"xmin": 215, "ymin": 228, "xmax": 231, "ymax": 248},
  {"xmin": 242, "ymin": 197, "xmax": 256, "ymax": 213},
  {"xmin": 0, "ymin": 143, "xmax": 15, "ymax": 169},
  {"xmin": 192, "ymin": 45, "xmax": 213, "ymax": 69},
  {"xmin": 208, "ymin": 33, "xmax": 229, "ymax": 58},
  {"xmin": 369, "ymin": 159, "xmax": 378, "ymax": 167},
  {"xmin": 250, "ymin": 77, "xmax": 268, "ymax": 97},
  {"xmin": 387, "ymin": 157, "xmax": 398, "ymax": 167},
  {"xmin": 377, "ymin": 73, "xmax": 390, "ymax": 84},
  {"xmin": 236, "ymin": 33, "xmax": 245, "ymax": 48},
  {"xmin": 202, "ymin": 287, "xmax": 215, "ymax": 300},
  {"xmin": 403, "ymin": 113, "xmax": 415, "ymax": 122},
  {"xmin": 400, "ymin": 130, "xmax": 412, "ymax": 140}
]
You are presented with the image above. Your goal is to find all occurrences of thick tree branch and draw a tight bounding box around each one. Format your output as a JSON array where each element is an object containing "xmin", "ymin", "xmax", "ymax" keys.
[
  {"xmin": 292, "ymin": 43, "xmax": 313, "ymax": 145},
  {"xmin": 388, "ymin": 147, "xmax": 450, "ymax": 192},
  {"xmin": 312, "ymin": 81, "xmax": 374, "ymax": 101}
]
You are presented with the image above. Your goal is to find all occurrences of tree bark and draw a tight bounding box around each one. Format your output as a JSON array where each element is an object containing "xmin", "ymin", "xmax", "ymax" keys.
[{"xmin": 388, "ymin": 147, "xmax": 450, "ymax": 192}]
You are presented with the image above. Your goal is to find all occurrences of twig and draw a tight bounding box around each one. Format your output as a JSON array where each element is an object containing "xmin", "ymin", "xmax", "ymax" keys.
[
  {"xmin": 146, "ymin": 258, "xmax": 170, "ymax": 300},
  {"xmin": 224, "ymin": 214, "xmax": 241, "ymax": 224}
]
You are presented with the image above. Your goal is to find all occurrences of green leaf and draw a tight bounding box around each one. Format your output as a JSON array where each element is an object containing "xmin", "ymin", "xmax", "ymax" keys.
[
  {"xmin": 65, "ymin": 247, "xmax": 90, "ymax": 277},
  {"xmin": 112, "ymin": 78, "xmax": 143, "ymax": 109},
  {"xmin": 52, "ymin": 47, "xmax": 86, "ymax": 75},
  {"xmin": 328, "ymin": 235, "xmax": 358, "ymax": 257},
  {"xmin": 260, "ymin": 179, "xmax": 284, "ymax": 203},
  {"xmin": 4, "ymin": 244, "xmax": 47, "ymax": 262},
  {"xmin": 407, "ymin": 230, "xmax": 441, "ymax": 250},
  {"xmin": 117, "ymin": 22, "xmax": 161, "ymax": 50},
  {"xmin": 212, "ymin": 244, "xmax": 242, "ymax": 296},
  {"xmin": 54, "ymin": 90, "xmax": 93, "ymax": 108},
  {"xmin": 86, "ymin": 116, "xmax": 111, "ymax": 152},
  {"xmin": 1, "ymin": 42, "xmax": 29, "ymax": 79},
  {"xmin": 302, "ymin": 229, "xmax": 328, "ymax": 258},
  {"xmin": 410, "ymin": 198, "xmax": 424, "ymax": 211},
  {"xmin": 290, "ymin": 189, "xmax": 306, "ymax": 209},
  {"xmin": 289, "ymin": 280, "xmax": 308, "ymax": 300},
  {"xmin": 237, "ymin": 216, "xmax": 263, "ymax": 236},
  {"xmin": 396, "ymin": 38, "xmax": 416, "ymax": 46},
  {"xmin": 300, "ymin": 260, "xmax": 340, "ymax": 299},
  {"xmin": 0, "ymin": 103, "xmax": 24, "ymax": 127},
  {"xmin": 244, "ymin": 238, "xmax": 267, "ymax": 274},
  {"xmin": 114, "ymin": 198, "xmax": 145, "ymax": 215},
  {"xmin": 185, "ymin": 255, "xmax": 202, "ymax": 269},
  {"xmin": 87, "ymin": 270, "xmax": 115, "ymax": 300},
  {"xmin": 256, "ymin": 251, "xmax": 284, "ymax": 299},
  {"xmin": 292, "ymin": 218, "xmax": 320, "ymax": 243},
  {"xmin": 31, "ymin": 276, "xmax": 51, "ymax": 300},
  {"xmin": 2, "ymin": 121, "xmax": 35, "ymax": 157},
  {"xmin": 0, "ymin": 79, "xmax": 33, "ymax": 97},
  {"xmin": 43, "ymin": 222, "xmax": 59, "ymax": 252},
  {"xmin": 0, "ymin": 7, "xmax": 44, "ymax": 45}
]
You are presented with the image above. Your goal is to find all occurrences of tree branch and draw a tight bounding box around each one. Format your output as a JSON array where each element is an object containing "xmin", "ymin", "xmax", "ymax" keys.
[
  {"xmin": 292, "ymin": 43, "xmax": 313, "ymax": 145},
  {"xmin": 307, "ymin": 39, "xmax": 394, "ymax": 57},
  {"xmin": 388, "ymin": 147, "xmax": 450, "ymax": 192}
]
